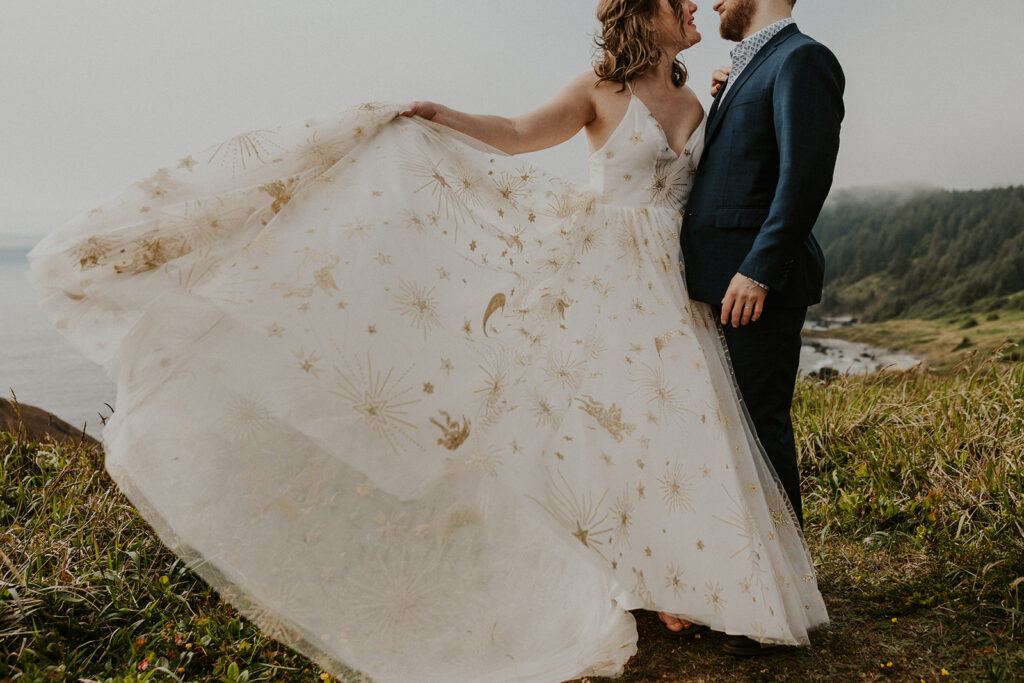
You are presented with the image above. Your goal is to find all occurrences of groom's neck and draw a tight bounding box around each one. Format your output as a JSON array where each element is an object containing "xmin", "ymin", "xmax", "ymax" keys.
[{"xmin": 742, "ymin": 1, "xmax": 793, "ymax": 39}]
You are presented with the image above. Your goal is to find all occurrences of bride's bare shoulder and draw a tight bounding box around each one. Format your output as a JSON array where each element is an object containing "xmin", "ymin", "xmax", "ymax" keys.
[{"xmin": 678, "ymin": 84, "xmax": 704, "ymax": 115}]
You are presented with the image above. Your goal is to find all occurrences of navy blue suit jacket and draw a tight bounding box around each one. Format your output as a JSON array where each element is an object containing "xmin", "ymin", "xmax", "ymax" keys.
[{"xmin": 680, "ymin": 24, "xmax": 845, "ymax": 308}]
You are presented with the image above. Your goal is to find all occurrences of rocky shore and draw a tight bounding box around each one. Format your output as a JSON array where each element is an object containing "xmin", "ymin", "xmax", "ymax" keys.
[
  {"xmin": 800, "ymin": 314, "xmax": 924, "ymax": 376},
  {"xmin": 0, "ymin": 397, "xmax": 101, "ymax": 448}
]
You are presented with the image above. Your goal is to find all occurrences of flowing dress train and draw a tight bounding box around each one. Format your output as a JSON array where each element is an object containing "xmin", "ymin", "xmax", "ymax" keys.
[{"xmin": 26, "ymin": 97, "xmax": 828, "ymax": 682}]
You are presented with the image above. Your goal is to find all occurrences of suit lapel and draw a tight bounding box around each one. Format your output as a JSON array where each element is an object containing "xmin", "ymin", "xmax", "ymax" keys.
[{"xmin": 703, "ymin": 24, "xmax": 800, "ymax": 149}]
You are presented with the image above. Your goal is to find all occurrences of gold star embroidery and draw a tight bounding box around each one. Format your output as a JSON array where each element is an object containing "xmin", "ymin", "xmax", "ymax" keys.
[
  {"xmin": 696, "ymin": 539, "xmax": 704, "ymax": 550},
  {"xmin": 423, "ymin": 382, "xmax": 434, "ymax": 394},
  {"xmin": 337, "ymin": 300, "xmax": 348, "ymax": 309},
  {"xmin": 437, "ymin": 267, "xmax": 451, "ymax": 280},
  {"xmin": 629, "ymin": 131, "xmax": 644, "ymax": 145},
  {"xmin": 177, "ymin": 155, "xmax": 198, "ymax": 171},
  {"xmin": 373, "ymin": 252, "xmax": 391, "ymax": 266},
  {"xmin": 367, "ymin": 325, "xmax": 377, "ymax": 334},
  {"xmin": 440, "ymin": 357, "xmax": 453, "ymax": 375},
  {"xmin": 469, "ymin": 240, "xmax": 477, "ymax": 251}
]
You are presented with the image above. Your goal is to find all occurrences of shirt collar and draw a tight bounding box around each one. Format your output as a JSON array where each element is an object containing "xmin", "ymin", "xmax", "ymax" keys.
[{"xmin": 729, "ymin": 17, "xmax": 796, "ymax": 70}]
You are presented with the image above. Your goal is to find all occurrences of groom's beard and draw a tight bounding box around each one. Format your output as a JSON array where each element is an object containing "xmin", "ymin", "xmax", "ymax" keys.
[{"xmin": 719, "ymin": 0, "xmax": 756, "ymax": 41}]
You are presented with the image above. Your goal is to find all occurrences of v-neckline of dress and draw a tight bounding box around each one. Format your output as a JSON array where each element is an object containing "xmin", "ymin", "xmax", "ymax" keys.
[
  {"xmin": 588, "ymin": 91, "xmax": 703, "ymax": 165},
  {"xmin": 629, "ymin": 93, "xmax": 701, "ymax": 163}
]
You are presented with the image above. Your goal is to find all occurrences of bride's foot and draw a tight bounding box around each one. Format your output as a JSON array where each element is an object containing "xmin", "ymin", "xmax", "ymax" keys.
[{"xmin": 657, "ymin": 611, "xmax": 694, "ymax": 632}]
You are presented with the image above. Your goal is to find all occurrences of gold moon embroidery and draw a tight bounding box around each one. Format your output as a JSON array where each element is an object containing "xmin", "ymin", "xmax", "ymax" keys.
[
  {"xmin": 655, "ymin": 329, "xmax": 689, "ymax": 358},
  {"xmin": 482, "ymin": 293, "xmax": 506, "ymax": 337}
]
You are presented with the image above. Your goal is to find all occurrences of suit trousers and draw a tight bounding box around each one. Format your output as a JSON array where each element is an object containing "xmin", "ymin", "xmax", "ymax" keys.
[{"xmin": 713, "ymin": 304, "xmax": 808, "ymax": 529}]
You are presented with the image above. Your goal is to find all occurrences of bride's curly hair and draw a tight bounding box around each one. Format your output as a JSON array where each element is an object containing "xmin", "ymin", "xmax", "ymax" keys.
[{"xmin": 593, "ymin": 0, "xmax": 690, "ymax": 91}]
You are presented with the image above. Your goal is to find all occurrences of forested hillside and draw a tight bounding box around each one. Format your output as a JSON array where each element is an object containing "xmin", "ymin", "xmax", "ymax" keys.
[{"xmin": 814, "ymin": 185, "xmax": 1024, "ymax": 321}]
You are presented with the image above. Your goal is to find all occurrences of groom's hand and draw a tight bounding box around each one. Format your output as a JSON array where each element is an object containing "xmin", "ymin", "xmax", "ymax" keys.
[
  {"xmin": 721, "ymin": 273, "xmax": 767, "ymax": 328},
  {"xmin": 711, "ymin": 65, "xmax": 731, "ymax": 97}
]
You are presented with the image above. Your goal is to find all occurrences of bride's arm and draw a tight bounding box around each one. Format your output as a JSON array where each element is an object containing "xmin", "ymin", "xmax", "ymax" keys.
[{"xmin": 400, "ymin": 71, "xmax": 597, "ymax": 155}]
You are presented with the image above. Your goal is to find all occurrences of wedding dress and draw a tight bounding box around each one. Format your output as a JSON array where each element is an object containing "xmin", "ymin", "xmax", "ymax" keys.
[{"xmin": 26, "ymin": 87, "xmax": 828, "ymax": 682}]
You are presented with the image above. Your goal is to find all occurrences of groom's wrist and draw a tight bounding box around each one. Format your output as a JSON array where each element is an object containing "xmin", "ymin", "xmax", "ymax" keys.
[{"xmin": 742, "ymin": 274, "xmax": 770, "ymax": 291}]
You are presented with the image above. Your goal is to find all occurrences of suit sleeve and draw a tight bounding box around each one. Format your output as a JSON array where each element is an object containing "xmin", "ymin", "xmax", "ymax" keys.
[{"xmin": 737, "ymin": 41, "xmax": 845, "ymax": 291}]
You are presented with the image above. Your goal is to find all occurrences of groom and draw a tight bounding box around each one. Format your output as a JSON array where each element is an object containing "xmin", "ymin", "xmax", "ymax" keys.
[{"xmin": 678, "ymin": 0, "xmax": 845, "ymax": 655}]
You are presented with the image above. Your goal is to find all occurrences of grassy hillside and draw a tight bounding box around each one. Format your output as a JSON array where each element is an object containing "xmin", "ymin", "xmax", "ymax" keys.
[
  {"xmin": 2, "ymin": 351, "xmax": 1022, "ymax": 681},
  {"xmin": 814, "ymin": 186, "xmax": 1024, "ymax": 322}
]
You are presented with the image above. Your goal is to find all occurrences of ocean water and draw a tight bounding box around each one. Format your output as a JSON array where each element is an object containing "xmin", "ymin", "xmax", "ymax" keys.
[{"xmin": 1, "ymin": 246, "xmax": 115, "ymax": 440}]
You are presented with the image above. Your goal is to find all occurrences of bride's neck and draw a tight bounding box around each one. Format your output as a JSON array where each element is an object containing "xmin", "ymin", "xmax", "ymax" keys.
[{"xmin": 638, "ymin": 53, "xmax": 679, "ymax": 91}]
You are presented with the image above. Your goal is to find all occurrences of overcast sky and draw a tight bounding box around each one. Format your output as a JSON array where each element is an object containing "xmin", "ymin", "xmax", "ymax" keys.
[{"xmin": 2, "ymin": 0, "xmax": 1022, "ymax": 236}]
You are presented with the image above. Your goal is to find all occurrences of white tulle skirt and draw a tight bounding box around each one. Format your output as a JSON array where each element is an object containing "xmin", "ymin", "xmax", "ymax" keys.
[{"xmin": 26, "ymin": 102, "xmax": 827, "ymax": 682}]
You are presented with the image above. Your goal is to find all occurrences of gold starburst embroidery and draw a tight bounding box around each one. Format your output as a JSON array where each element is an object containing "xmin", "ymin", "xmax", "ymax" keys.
[
  {"xmin": 657, "ymin": 462, "xmax": 695, "ymax": 515},
  {"xmin": 206, "ymin": 128, "xmax": 283, "ymax": 173},
  {"xmin": 329, "ymin": 352, "xmax": 423, "ymax": 455},
  {"xmin": 615, "ymin": 224, "xmax": 646, "ymax": 280},
  {"xmin": 543, "ymin": 350, "xmax": 585, "ymax": 392},
  {"xmin": 398, "ymin": 151, "xmax": 475, "ymax": 241},
  {"xmin": 389, "ymin": 278, "xmax": 441, "ymax": 339},
  {"xmin": 609, "ymin": 487, "xmax": 634, "ymax": 549},
  {"xmin": 340, "ymin": 544, "xmax": 448, "ymax": 639},
  {"xmin": 526, "ymin": 470, "xmax": 613, "ymax": 561},
  {"xmin": 296, "ymin": 129, "xmax": 346, "ymax": 169},
  {"xmin": 705, "ymin": 580, "xmax": 726, "ymax": 614},
  {"xmin": 342, "ymin": 219, "xmax": 373, "ymax": 239},
  {"xmin": 528, "ymin": 392, "xmax": 565, "ymax": 428},
  {"xmin": 221, "ymin": 393, "xmax": 273, "ymax": 444},
  {"xmin": 665, "ymin": 563, "xmax": 688, "ymax": 597},
  {"xmin": 647, "ymin": 157, "xmax": 688, "ymax": 208},
  {"xmin": 629, "ymin": 361, "xmax": 697, "ymax": 424},
  {"xmin": 471, "ymin": 344, "xmax": 513, "ymax": 430}
]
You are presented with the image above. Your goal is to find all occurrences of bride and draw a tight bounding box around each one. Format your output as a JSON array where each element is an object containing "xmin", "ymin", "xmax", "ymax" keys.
[{"xmin": 26, "ymin": 0, "xmax": 827, "ymax": 681}]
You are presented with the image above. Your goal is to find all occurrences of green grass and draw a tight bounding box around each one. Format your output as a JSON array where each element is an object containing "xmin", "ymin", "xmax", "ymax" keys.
[{"xmin": 3, "ymin": 349, "xmax": 1023, "ymax": 682}]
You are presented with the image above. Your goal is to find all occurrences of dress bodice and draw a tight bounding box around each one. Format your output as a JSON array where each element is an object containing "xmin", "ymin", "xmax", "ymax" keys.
[{"xmin": 587, "ymin": 87, "xmax": 705, "ymax": 211}]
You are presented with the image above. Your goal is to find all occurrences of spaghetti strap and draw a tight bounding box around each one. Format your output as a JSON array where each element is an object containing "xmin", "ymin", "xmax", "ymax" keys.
[{"xmin": 626, "ymin": 80, "xmax": 634, "ymax": 94}]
